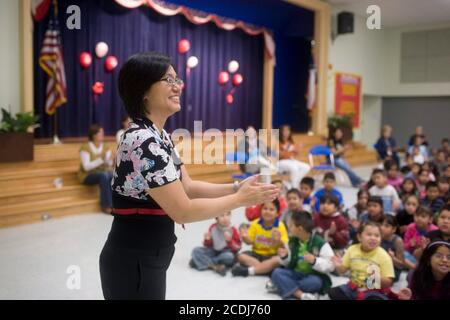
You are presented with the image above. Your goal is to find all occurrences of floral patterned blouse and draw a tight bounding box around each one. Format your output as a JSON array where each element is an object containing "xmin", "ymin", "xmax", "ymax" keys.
[{"xmin": 111, "ymin": 117, "xmax": 183, "ymax": 210}]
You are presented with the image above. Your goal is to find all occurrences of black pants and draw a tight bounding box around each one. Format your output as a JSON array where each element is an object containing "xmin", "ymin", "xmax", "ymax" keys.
[{"xmin": 99, "ymin": 240, "xmax": 175, "ymax": 300}]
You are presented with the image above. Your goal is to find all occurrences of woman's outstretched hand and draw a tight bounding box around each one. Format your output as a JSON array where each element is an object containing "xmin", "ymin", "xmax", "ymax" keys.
[{"xmin": 236, "ymin": 175, "xmax": 280, "ymax": 207}]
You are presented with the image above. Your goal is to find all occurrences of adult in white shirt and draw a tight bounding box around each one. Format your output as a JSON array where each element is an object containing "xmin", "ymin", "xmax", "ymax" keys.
[{"xmin": 78, "ymin": 124, "xmax": 114, "ymax": 213}]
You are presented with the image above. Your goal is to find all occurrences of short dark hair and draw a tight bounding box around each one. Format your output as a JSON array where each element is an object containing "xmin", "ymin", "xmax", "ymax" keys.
[
  {"xmin": 262, "ymin": 198, "xmax": 280, "ymax": 214},
  {"xmin": 425, "ymin": 181, "xmax": 439, "ymax": 191},
  {"xmin": 415, "ymin": 205, "xmax": 433, "ymax": 218},
  {"xmin": 319, "ymin": 193, "xmax": 339, "ymax": 207},
  {"xmin": 300, "ymin": 177, "xmax": 315, "ymax": 189},
  {"xmin": 382, "ymin": 215, "xmax": 398, "ymax": 229},
  {"xmin": 383, "ymin": 159, "xmax": 397, "ymax": 171},
  {"xmin": 442, "ymin": 138, "xmax": 449, "ymax": 144},
  {"xmin": 118, "ymin": 52, "xmax": 172, "ymax": 119},
  {"xmin": 438, "ymin": 176, "xmax": 449, "ymax": 184},
  {"xmin": 87, "ymin": 124, "xmax": 103, "ymax": 141},
  {"xmin": 368, "ymin": 196, "xmax": 383, "ymax": 208},
  {"xmin": 357, "ymin": 221, "xmax": 381, "ymax": 235},
  {"xmin": 438, "ymin": 204, "xmax": 450, "ymax": 215},
  {"xmin": 286, "ymin": 188, "xmax": 302, "ymax": 199},
  {"xmin": 372, "ymin": 168, "xmax": 386, "ymax": 176},
  {"xmin": 290, "ymin": 211, "xmax": 314, "ymax": 233},
  {"xmin": 323, "ymin": 172, "xmax": 336, "ymax": 181}
]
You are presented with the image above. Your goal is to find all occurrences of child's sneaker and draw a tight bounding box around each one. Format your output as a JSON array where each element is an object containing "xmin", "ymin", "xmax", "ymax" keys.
[
  {"xmin": 189, "ymin": 259, "xmax": 196, "ymax": 269},
  {"xmin": 210, "ymin": 264, "xmax": 227, "ymax": 277},
  {"xmin": 301, "ymin": 293, "xmax": 319, "ymax": 300},
  {"xmin": 231, "ymin": 264, "xmax": 249, "ymax": 277},
  {"xmin": 265, "ymin": 280, "xmax": 278, "ymax": 293}
]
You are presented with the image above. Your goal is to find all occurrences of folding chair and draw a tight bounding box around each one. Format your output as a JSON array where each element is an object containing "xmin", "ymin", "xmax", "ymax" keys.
[{"xmin": 308, "ymin": 145, "xmax": 345, "ymax": 184}]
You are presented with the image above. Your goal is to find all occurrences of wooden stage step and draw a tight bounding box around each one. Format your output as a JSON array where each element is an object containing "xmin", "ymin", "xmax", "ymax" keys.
[{"xmin": 0, "ymin": 134, "xmax": 376, "ymax": 228}]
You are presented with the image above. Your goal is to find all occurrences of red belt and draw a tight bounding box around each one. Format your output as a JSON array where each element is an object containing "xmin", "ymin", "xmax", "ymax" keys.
[{"xmin": 112, "ymin": 208, "xmax": 167, "ymax": 216}]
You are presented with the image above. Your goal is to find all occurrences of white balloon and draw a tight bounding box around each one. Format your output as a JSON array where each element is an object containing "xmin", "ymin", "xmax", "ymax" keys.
[
  {"xmin": 228, "ymin": 60, "xmax": 239, "ymax": 73},
  {"xmin": 187, "ymin": 56, "xmax": 199, "ymax": 68},
  {"xmin": 95, "ymin": 42, "xmax": 109, "ymax": 58}
]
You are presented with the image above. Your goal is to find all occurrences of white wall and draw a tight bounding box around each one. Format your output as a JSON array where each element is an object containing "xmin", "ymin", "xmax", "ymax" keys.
[
  {"xmin": 0, "ymin": 0, "xmax": 21, "ymax": 120},
  {"xmin": 328, "ymin": 7, "xmax": 450, "ymax": 146}
]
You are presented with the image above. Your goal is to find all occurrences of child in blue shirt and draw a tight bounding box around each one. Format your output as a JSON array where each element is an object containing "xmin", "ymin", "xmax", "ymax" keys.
[{"xmin": 313, "ymin": 172, "xmax": 343, "ymax": 213}]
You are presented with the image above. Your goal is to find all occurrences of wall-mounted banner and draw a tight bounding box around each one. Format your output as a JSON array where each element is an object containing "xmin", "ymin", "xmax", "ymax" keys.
[{"xmin": 334, "ymin": 72, "xmax": 361, "ymax": 128}]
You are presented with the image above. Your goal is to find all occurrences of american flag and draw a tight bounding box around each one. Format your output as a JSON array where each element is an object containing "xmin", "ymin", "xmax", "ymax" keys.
[{"xmin": 39, "ymin": 17, "xmax": 67, "ymax": 115}]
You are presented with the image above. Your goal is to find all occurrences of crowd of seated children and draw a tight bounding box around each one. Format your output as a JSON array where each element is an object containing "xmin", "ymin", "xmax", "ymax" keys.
[{"xmin": 188, "ymin": 126, "xmax": 449, "ymax": 300}]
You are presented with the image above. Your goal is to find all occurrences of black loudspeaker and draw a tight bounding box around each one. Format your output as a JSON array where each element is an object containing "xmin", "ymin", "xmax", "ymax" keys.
[{"xmin": 337, "ymin": 11, "xmax": 354, "ymax": 34}]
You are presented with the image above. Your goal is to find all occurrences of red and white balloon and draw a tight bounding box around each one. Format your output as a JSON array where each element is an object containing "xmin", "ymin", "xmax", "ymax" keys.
[
  {"xmin": 187, "ymin": 56, "xmax": 199, "ymax": 69},
  {"xmin": 92, "ymin": 82, "xmax": 104, "ymax": 95},
  {"xmin": 95, "ymin": 42, "xmax": 109, "ymax": 58},
  {"xmin": 232, "ymin": 73, "xmax": 243, "ymax": 87},
  {"xmin": 79, "ymin": 52, "xmax": 92, "ymax": 69},
  {"xmin": 218, "ymin": 71, "xmax": 230, "ymax": 86},
  {"xmin": 105, "ymin": 56, "xmax": 118, "ymax": 72},
  {"xmin": 178, "ymin": 39, "xmax": 190, "ymax": 54},
  {"xmin": 228, "ymin": 60, "xmax": 239, "ymax": 73}
]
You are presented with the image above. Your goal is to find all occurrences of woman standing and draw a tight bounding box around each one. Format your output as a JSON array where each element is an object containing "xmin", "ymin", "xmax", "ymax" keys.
[
  {"xmin": 277, "ymin": 124, "xmax": 311, "ymax": 189},
  {"xmin": 99, "ymin": 52, "xmax": 279, "ymax": 300},
  {"xmin": 78, "ymin": 124, "xmax": 114, "ymax": 214}
]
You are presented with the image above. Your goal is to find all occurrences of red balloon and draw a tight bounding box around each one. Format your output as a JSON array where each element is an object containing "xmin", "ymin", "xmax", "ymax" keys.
[
  {"xmin": 105, "ymin": 56, "xmax": 118, "ymax": 72},
  {"xmin": 232, "ymin": 73, "xmax": 243, "ymax": 86},
  {"xmin": 226, "ymin": 93, "xmax": 234, "ymax": 104},
  {"xmin": 92, "ymin": 82, "xmax": 104, "ymax": 95},
  {"xmin": 178, "ymin": 39, "xmax": 190, "ymax": 54},
  {"xmin": 218, "ymin": 71, "xmax": 230, "ymax": 85},
  {"xmin": 79, "ymin": 52, "xmax": 92, "ymax": 69}
]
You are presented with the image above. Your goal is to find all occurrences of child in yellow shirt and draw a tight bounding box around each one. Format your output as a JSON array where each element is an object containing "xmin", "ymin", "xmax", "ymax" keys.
[
  {"xmin": 232, "ymin": 199, "xmax": 288, "ymax": 277},
  {"xmin": 329, "ymin": 221, "xmax": 395, "ymax": 300}
]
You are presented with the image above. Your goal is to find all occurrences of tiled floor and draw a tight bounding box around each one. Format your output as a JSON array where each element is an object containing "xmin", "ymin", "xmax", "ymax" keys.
[{"xmin": 0, "ymin": 165, "xmax": 407, "ymax": 299}]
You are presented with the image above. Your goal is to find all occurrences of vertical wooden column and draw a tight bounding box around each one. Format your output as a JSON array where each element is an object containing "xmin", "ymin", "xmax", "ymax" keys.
[
  {"xmin": 19, "ymin": 0, "xmax": 34, "ymax": 113},
  {"xmin": 262, "ymin": 51, "xmax": 275, "ymax": 130}
]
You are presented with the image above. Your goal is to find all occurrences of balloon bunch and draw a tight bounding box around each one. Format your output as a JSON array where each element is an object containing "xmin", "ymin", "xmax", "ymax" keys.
[
  {"xmin": 178, "ymin": 39, "xmax": 199, "ymax": 79},
  {"xmin": 79, "ymin": 42, "xmax": 119, "ymax": 96},
  {"xmin": 218, "ymin": 60, "xmax": 243, "ymax": 105}
]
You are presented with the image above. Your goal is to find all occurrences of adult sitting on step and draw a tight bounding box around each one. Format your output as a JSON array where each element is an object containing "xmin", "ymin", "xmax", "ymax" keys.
[{"xmin": 78, "ymin": 124, "xmax": 114, "ymax": 214}]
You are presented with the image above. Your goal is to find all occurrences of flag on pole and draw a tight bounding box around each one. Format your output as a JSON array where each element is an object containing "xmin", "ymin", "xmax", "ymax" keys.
[
  {"xmin": 31, "ymin": 0, "xmax": 51, "ymax": 21},
  {"xmin": 306, "ymin": 61, "xmax": 316, "ymax": 110},
  {"xmin": 39, "ymin": 16, "xmax": 67, "ymax": 116}
]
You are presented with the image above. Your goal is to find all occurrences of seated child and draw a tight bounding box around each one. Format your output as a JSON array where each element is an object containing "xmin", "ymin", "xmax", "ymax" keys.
[
  {"xmin": 300, "ymin": 177, "xmax": 315, "ymax": 212},
  {"xmin": 313, "ymin": 172, "xmax": 344, "ymax": 213},
  {"xmin": 232, "ymin": 199, "xmax": 288, "ymax": 277},
  {"xmin": 411, "ymin": 205, "xmax": 450, "ymax": 262},
  {"xmin": 329, "ymin": 222, "xmax": 395, "ymax": 300},
  {"xmin": 426, "ymin": 204, "xmax": 450, "ymax": 242},
  {"xmin": 245, "ymin": 181, "xmax": 287, "ymax": 221},
  {"xmin": 380, "ymin": 215, "xmax": 406, "ymax": 282},
  {"xmin": 281, "ymin": 188, "xmax": 303, "ymax": 231},
  {"xmin": 313, "ymin": 194, "xmax": 349, "ymax": 250},
  {"xmin": 359, "ymin": 196, "xmax": 385, "ymax": 225},
  {"xmin": 190, "ymin": 211, "xmax": 241, "ymax": 276},
  {"xmin": 403, "ymin": 206, "xmax": 438, "ymax": 268},
  {"xmin": 346, "ymin": 189, "xmax": 369, "ymax": 239},
  {"xmin": 398, "ymin": 177, "xmax": 419, "ymax": 204},
  {"xmin": 369, "ymin": 168, "xmax": 401, "ymax": 214},
  {"xmin": 396, "ymin": 194, "xmax": 419, "ymax": 236},
  {"xmin": 385, "ymin": 159, "xmax": 403, "ymax": 192},
  {"xmin": 416, "ymin": 168, "xmax": 431, "ymax": 199},
  {"xmin": 438, "ymin": 177, "xmax": 449, "ymax": 199},
  {"xmin": 269, "ymin": 211, "xmax": 334, "ymax": 300},
  {"xmin": 421, "ymin": 181, "xmax": 445, "ymax": 215},
  {"xmin": 401, "ymin": 240, "xmax": 450, "ymax": 300}
]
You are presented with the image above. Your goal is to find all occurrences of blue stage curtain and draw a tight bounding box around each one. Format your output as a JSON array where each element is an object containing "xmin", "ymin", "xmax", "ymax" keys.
[{"xmin": 33, "ymin": 0, "xmax": 263, "ymax": 138}]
